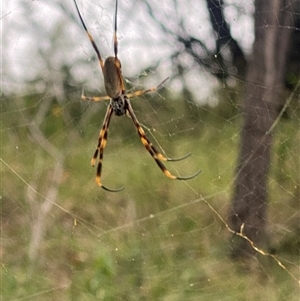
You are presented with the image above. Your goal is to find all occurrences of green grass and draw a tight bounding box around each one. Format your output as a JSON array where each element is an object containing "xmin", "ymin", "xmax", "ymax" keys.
[{"xmin": 1, "ymin": 95, "xmax": 299, "ymax": 300}]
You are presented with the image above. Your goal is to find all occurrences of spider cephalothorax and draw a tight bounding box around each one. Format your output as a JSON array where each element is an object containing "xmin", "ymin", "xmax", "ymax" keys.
[{"xmin": 111, "ymin": 95, "xmax": 127, "ymax": 117}]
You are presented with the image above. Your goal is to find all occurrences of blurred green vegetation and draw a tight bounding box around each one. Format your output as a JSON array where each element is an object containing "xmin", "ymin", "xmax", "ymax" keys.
[{"xmin": 1, "ymin": 84, "xmax": 299, "ymax": 300}]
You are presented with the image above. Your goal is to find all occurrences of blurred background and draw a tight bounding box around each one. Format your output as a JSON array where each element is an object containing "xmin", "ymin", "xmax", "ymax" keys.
[{"xmin": 1, "ymin": 0, "xmax": 299, "ymax": 300}]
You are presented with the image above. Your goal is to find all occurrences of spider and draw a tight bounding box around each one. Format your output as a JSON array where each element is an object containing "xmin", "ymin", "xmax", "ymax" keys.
[{"xmin": 74, "ymin": 0, "xmax": 201, "ymax": 192}]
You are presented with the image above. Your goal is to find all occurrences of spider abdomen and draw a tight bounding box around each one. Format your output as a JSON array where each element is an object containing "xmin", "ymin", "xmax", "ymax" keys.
[{"xmin": 104, "ymin": 57, "xmax": 123, "ymax": 98}]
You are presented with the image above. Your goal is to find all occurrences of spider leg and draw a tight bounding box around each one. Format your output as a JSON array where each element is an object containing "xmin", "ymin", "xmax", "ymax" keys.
[
  {"xmin": 92, "ymin": 104, "xmax": 125, "ymax": 192},
  {"xmin": 125, "ymin": 98, "xmax": 201, "ymax": 180},
  {"xmin": 81, "ymin": 87, "xmax": 111, "ymax": 102},
  {"xmin": 114, "ymin": 0, "xmax": 119, "ymax": 58},
  {"xmin": 165, "ymin": 152, "xmax": 192, "ymax": 162},
  {"xmin": 73, "ymin": 0, "xmax": 104, "ymax": 72},
  {"xmin": 126, "ymin": 77, "xmax": 169, "ymax": 99},
  {"xmin": 125, "ymin": 77, "xmax": 192, "ymax": 162},
  {"xmin": 127, "ymin": 83, "xmax": 191, "ymax": 163}
]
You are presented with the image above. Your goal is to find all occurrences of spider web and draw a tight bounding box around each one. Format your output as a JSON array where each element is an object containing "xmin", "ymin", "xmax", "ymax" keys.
[{"xmin": 1, "ymin": 0, "xmax": 299, "ymax": 300}]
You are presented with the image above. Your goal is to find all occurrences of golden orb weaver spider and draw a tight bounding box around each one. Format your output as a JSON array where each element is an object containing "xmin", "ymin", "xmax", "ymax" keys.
[{"xmin": 74, "ymin": 0, "xmax": 201, "ymax": 192}]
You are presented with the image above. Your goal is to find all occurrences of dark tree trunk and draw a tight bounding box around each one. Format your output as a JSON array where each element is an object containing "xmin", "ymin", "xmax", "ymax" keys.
[{"xmin": 230, "ymin": 0, "xmax": 295, "ymax": 258}]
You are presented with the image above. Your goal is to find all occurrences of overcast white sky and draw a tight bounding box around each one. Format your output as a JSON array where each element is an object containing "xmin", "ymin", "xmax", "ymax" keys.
[{"xmin": 2, "ymin": 0, "xmax": 254, "ymax": 101}]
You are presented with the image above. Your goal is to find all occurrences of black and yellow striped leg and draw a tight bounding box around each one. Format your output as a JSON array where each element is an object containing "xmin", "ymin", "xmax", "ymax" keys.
[
  {"xmin": 91, "ymin": 104, "xmax": 124, "ymax": 192},
  {"xmin": 126, "ymin": 99, "xmax": 201, "ymax": 180},
  {"xmin": 113, "ymin": 0, "xmax": 119, "ymax": 58},
  {"xmin": 73, "ymin": 0, "xmax": 105, "ymax": 71}
]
